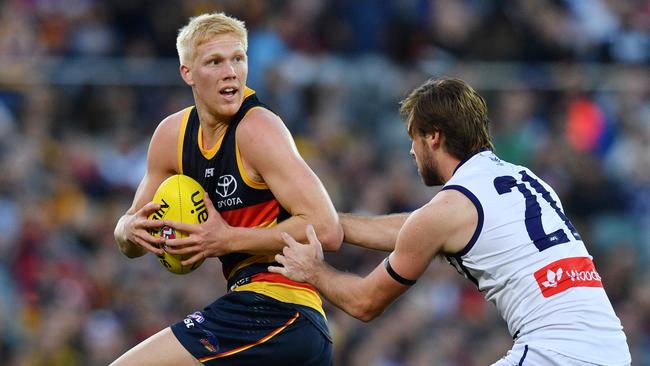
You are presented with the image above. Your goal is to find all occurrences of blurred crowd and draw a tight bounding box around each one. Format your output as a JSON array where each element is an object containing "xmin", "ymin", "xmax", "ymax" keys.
[{"xmin": 0, "ymin": 0, "xmax": 649, "ymax": 365}]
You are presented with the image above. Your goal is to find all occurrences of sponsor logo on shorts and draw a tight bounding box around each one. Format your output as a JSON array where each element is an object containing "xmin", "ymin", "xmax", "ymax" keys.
[
  {"xmin": 534, "ymin": 257, "xmax": 603, "ymax": 298},
  {"xmin": 201, "ymin": 338, "xmax": 217, "ymax": 353},
  {"xmin": 200, "ymin": 330, "xmax": 219, "ymax": 353},
  {"xmin": 188, "ymin": 311, "xmax": 205, "ymax": 324},
  {"xmin": 183, "ymin": 311, "xmax": 206, "ymax": 329}
]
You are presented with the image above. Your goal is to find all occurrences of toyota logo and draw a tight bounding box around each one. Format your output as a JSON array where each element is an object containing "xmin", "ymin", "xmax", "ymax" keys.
[{"xmin": 216, "ymin": 175, "xmax": 237, "ymax": 198}]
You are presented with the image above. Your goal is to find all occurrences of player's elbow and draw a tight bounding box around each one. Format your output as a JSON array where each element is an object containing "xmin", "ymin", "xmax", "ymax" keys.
[
  {"xmin": 115, "ymin": 238, "xmax": 145, "ymax": 258},
  {"xmin": 121, "ymin": 246, "xmax": 145, "ymax": 258},
  {"xmin": 356, "ymin": 309, "xmax": 381, "ymax": 323},
  {"xmin": 350, "ymin": 299, "xmax": 384, "ymax": 322},
  {"xmin": 315, "ymin": 223, "xmax": 343, "ymax": 252},
  {"xmin": 114, "ymin": 225, "xmax": 145, "ymax": 258}
]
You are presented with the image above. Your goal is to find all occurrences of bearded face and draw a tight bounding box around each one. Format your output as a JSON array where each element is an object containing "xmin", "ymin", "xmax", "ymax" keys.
[
  {"xmin": 411, "ymin": 135, "xmax": 445, "ymax": 187},
  {"xmin": 419, "ymin": 147, "xmax": 445, "ymax": 186}
]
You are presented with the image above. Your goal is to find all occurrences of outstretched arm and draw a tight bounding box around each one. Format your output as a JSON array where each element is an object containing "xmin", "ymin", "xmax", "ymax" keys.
[
  {"xmin": 270, "ymin": 206, "xmax": 442, "ymax": 321},
  {"xmin": 339, "ymin": 212, "xmax": 410, "ymax": 252},
  {"xmin": 269, "ymin": 190, "xmax": 478, "ymax": 321}
]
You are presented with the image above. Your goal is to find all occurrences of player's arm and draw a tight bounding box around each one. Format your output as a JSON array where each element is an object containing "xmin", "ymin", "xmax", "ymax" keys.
[
  {"xmin": 113, "ymin": 112, "xmax": 182, "ymax": 258},
  {"xmin": 228, "ymin": 108, "xmax": 343, "ymax": 252},
  {"xmin": 270, "ymin": 189, "xmax": 476, "ymax": 321},
  {"xmin": 270, "ymin": 207, "xmax": 442, "ymax": 321},
  {"xmin": 163, "ymin": 108, "xmax": 342, "ymax": 263},
  {"xmin": 339, "ymin": 212, "xmax": 410, "ymax": 251}
]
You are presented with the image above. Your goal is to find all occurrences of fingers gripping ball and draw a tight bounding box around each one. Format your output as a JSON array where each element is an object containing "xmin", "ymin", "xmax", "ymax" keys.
[{"xmin": 148, "ymin": 175, "xmax": 208, "ymax": 274}]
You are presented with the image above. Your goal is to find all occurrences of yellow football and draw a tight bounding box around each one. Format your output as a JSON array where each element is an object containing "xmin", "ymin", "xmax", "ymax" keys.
[{"xmin": 148, "ymin": 174, "xmax": 208, "ymax": 274}]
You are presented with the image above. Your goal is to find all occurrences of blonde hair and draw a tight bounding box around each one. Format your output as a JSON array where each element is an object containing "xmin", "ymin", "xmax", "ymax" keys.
[{"xmin": 176, "ymin": 12, "xmax": 248, "ymax": 66}]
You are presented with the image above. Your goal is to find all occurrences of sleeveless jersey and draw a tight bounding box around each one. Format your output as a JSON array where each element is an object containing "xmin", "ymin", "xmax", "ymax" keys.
[
  {"xmin": 177, "ymin": 88, "xmax": 324, "ymax": 316},
  {"xmin": 443, "ymin": 150, "xmax": 630, "ymax": 365}
]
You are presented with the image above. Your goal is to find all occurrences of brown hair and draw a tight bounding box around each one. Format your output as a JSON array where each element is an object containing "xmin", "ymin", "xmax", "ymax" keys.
[{"xmin": 400, "ymin": 77, "xmax": 494, "ymax": 160}]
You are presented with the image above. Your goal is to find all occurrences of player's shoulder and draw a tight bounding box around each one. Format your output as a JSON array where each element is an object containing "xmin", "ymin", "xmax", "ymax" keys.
[
  {"xmin": 237, "ymin": 105, "xmax": 288, "ymax": 143},
  {"xmin": 159, "ymin": 107, "xmax": 192, "ymax": 130},
  {"xmin": 240, "ymin": 105, "xmax": 283, "ymax": 130},
  {"xmin": 151, "ymin": 107, "xmax": 192, "ymax": 142},
  {"xmin": 147, "ymin": 107, "xmax": 192, "ymax": 172},
  {"xmin": 411, "ymin": 189, "xmax": 471, "ymax": 227},
  {"xmin": 412, "ymin": 188, "xmax": 479, "ymax": 253}
]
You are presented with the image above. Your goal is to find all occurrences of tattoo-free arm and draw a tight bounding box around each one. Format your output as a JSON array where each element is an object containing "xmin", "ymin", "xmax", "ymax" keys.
[
  {"xmin": 339, "ymin": 212, "xmax": 410, "ymax": 251},
  {"xmin": 271, "ymin": 204, "xmax": 445, "ymax": 321},
  {"xmin": 114, "ymin": 112, "xmax": 181, "ymax": 258},
  {"xmin": 226, "ymin": 108, "xmax": 343, "ymax": 254}
]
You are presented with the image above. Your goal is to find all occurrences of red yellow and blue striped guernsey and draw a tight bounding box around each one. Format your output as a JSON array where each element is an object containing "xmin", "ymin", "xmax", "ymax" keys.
[{"xmin": 177, "ymin": 87, "xmax": 325, "ymax": 318}]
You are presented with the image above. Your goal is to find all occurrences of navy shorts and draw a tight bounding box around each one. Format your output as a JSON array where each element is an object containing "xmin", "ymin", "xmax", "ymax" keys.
[{"xmin": 170, "ymin": 290, "xmax": 332, "ymax": 365}]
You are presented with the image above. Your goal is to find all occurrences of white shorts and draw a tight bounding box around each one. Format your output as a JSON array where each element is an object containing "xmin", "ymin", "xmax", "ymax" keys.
[{"xmin": 491, "ymin": 343, "xmax": 628, "ymax": 366}]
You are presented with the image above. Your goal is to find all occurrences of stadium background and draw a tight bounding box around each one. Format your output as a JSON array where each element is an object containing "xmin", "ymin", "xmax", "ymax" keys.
[{"xmin": 0, "ymin": 0, "xmax": 648, "ymax": 365}]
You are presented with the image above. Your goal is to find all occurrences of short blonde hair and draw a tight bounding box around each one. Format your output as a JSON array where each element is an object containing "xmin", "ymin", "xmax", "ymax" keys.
[{"xmin": 176, "ymin": 12, "xmax": 248, "ymax": 66}]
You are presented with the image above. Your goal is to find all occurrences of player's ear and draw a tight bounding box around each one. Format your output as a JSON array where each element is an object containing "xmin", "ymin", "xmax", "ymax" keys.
[
  {"xmin": 427, "ymin": 131, "xmax": 441, "ymax": 149},
  {"xmin": 180, "ymin": 64, "xmax": 194, "ymax": 86}
]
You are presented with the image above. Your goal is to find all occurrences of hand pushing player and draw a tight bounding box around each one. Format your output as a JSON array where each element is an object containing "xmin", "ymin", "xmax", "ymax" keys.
[{"xmin": 269, "ymin": 225, "xmax": 325, "ymax": 284}]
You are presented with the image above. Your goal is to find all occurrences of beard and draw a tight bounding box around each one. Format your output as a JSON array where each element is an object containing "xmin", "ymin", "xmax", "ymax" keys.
[{"xmin": 418, "ymin": 151, "xmax": 445, "ymax": 186}]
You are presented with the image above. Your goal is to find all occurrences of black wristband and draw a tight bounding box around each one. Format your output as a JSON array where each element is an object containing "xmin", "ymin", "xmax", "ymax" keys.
[{"xmin": 384, "ymin": 257, "xmax": 417, "ymax": 286}]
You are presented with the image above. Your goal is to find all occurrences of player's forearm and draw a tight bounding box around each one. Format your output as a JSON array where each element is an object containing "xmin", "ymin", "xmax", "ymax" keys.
[
  {"xmin": 309, "ymin": 263, "xmax": 384, "ymax": 322},
  {"xmin": 340, "ymin": 212, "xmax": 409, "ymax": 251},
  {"xmin": 227, "ymin": 215, "xmax": 343, "ymax": 255},
  {"xmin": 114, "ymin": 215, "xmax": 147, "ymax": 258}
]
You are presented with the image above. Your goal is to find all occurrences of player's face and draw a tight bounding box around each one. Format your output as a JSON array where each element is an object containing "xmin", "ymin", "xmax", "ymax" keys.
[
  {"xmin": 411, "ymin": 135, "xmax": 444, "ymax": 186},
  {"xmin": 188, "ymin": 33, "xmax": 248, "ymax": 119}
]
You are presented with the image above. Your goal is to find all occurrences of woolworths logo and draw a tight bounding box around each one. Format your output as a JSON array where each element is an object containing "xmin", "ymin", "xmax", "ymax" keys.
[
  {"xmin": 567, "ymin": 268, "xmax": 602, "ymax": 282},
  {"xmin": 534, "ymin": 257, "xmax": 604, "ymax": 298},
  {"xmin": 542, "ymin": 268, "xmax": 562, "ymax": 288}
]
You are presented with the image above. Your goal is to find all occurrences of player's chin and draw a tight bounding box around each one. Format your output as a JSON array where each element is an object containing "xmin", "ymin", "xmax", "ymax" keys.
[{"xmin": 215, "ymin": 103, "xmax": 241, "ymax": 118}]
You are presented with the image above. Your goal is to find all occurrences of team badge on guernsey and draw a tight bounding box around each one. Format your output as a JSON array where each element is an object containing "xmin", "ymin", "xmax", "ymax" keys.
[{"xmin": 534, "ymin": 257, "xmax": 603, "ymax": 298}]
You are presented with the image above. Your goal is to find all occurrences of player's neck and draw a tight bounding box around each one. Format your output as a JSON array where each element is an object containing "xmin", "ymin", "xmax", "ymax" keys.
[
  {"xmin": 194, "ymin": 104, "xmax": 230, "ymax": 148},
  {"xmin": 439, "ymin": 154, "xmax": 462, "ymax": 183},
  {"xmin": 199, "ymin": 123, "xmax": 228, "ymax": 151},
  {"xmin": 195, "ymin": 113, "xmax": 228, "ymax": 151}
]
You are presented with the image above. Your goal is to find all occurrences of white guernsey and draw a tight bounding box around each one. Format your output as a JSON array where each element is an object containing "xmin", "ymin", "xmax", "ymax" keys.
[
  {"xmin": 271, "ymin": 78, "xmax": 631, "ymax": 366},
  {"xmin": 443, "ymin": 150, "xmax": 629, "ymax": 365}
]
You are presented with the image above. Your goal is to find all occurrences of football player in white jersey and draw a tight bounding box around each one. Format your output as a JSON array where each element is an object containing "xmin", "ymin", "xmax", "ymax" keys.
[{"xmin": 269, "ymin": 78, "xmax": 631, "ymax": 365}]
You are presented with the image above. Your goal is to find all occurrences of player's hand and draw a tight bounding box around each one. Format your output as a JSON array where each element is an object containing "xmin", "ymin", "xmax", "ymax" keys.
[
  {"xmin": 268, "ymin": 225, "xmax": 325, "ymax": 284},
  {"xmin": 122, "ymin": 202, "xmax": 165, "ymax": 256},
  {"xmin": 162, "ymin": 193, "xmax": 232, "ymax": 264}
]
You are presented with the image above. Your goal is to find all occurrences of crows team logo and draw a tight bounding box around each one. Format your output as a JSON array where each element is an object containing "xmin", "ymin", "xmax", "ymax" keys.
[
  {"xmin": 216, "ymin": 175, "xmax": 237, "ymax": 198},
  {"xmin": 534, "ymin": 257, "xmax": 602, "ymax": 298}
]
